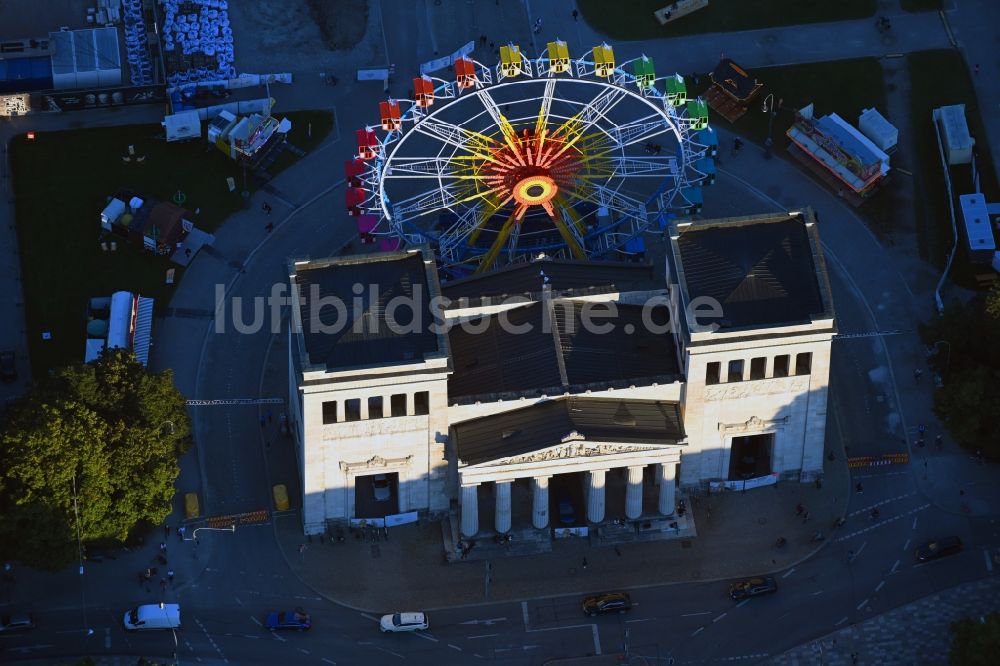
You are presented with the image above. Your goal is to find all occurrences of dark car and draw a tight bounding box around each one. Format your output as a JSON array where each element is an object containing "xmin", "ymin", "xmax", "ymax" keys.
[
  {"xmin": 582, "ymin": 591, "xmax": 632, "ymax": 616},
  {"xmin": 915, "ymin": 536, "xmax": 963, "ymax": 562},
  {"xmin": 0, "ymin": 613, "xmax": 35, "ymax": 632},
  {"xmin": 265, "ymin": 609, "xmax": 311, "ymax": 631},
  {"xmin": 729, "ymin": 576, "xmax": 777, "ymax": 601},
  {"xmin": 0, "ymin": 351, "xmax": 16, "ymax": 383}
]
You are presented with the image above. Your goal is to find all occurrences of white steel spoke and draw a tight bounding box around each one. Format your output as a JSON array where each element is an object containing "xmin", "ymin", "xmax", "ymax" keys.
[
  {"xmin": 384, "ymin": 157, "xmax": 484, "ymax": 179},
  {"xmin": 569, "ymin": 179, "xmax": 649, "ymax": 219},
  {"xmin": 608, "ymin": 112, "xmax": 672, "ymax": 147},
  {"xmin": 413, "ymin": 116, "xmax": 497, "ymax": 155},
  {"xmin": 603, "ymin": 156, "xmax": 679, "ymax": 177},
  {"xmin": 535, "ymin": 78, "xmax": 557, "ymax": 137}
]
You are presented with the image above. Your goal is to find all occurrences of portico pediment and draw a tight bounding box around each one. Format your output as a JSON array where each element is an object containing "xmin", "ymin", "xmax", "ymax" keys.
[{"xmin": 476, "ymin": 440, "xmax": 669, "ymax": 468}]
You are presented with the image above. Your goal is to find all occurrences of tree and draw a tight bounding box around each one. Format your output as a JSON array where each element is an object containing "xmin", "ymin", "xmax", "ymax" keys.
[
  {"xmin": 0, "ymin": 349, "xmax": 190, "ymax": 569},
  {"xmin": 922, "ymin": 295, "xmax": 1000, "ymax": 460},
  {"xmin": 950, "ymin": 612, "xmax": 1000, "ymax": 665}
]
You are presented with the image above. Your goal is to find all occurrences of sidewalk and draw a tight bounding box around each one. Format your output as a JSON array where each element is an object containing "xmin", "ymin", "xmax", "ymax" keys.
[
  {"xmin": 768, "ymin": 575, "xmax": 1000, "ymax": 665},
  {"xmin": 258, "ymin": 320, "xmax": 850, "ymax": 611}
]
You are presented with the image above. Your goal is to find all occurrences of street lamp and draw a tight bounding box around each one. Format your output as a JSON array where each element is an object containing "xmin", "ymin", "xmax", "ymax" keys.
[
  {"xmin": 762, "ymin": 93, "xmax": 781, "ymax": 159},
  {"xmin": 932, "ymin": 340, "xmax": 951, "ymax": 384}
]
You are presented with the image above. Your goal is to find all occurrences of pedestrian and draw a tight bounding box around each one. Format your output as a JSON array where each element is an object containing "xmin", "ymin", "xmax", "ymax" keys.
[
  {"xmin": 802, "ymin": 510, "xmax": 810, "ymax": 523},
  {"xmin": 847, "ymin": 549, "xmax": 855, "ymax": 561},
  {"xmin": 298, "ymin": 543, "xmax": 307, "ymax": 554},
  {"xmin": 260, "ymin": 415, "xmax": 266, "ymax": 429},
  {"xmin": 184, "ymin": 248, "xmax": 192, "ymax": 258},
  {"xmin": 734, "ymin": 137, "xmax": 744, "ymax": 153},
  {"xmin": 572, "ymin": 9, "xmax": 579, "ymax": 21},
  {"xmin": 974, "ymin": 63, "xmax": 980, "ymax": 75},
  {"xmin": 582, "ymin": 557, "xmax": 588, "ymax": 569},
  {"xmin": 870, "ymin": 508, "xmax": 879, "ymax": 521},
  {"xmin": 262, "ymin": 202, "xmax": 272, "ymax": 214},
  {"xmin": 795, "ymin": 502, "xmax": 804, "ymax": 515},
  {"xmin": 914, "ymin": 368, "xmax": 922, "ymax": 383},
  {"xmin": 653, "ymin": 144, "xmax": 662, "ymax": 155},
  {"xmin": 533, "ymin": 18, "xmax": 542, "ymax": 34},
  {"xmin": 264, "ymin": 222, "xmax": 274, "ymax": 233},
  {"xmin": 918, "ymin": 423, "xmax": 926, "ymax": 436},
  {"xmin": 138, "ymin": 572, "xmax": 145, "ymax": 588},
  {"xmin": 489, "ymin": 41, "xmax": 495, "ymax": 50},
  {"xmin": 159, "ymin": 542, "xmax": 167, "ymax": 554},
  {"xmin": 267, "ymin": 409, "xmax": 273, "ymax": 424},
  {"xmin": 164, "ymin": 524, "xmax": 171, "ymax": 539},
  {"xmin": 814, "ymin": 477, "xmax": 822, "ymax": 489},
  {"xmin": 167, "ymin": 569, "xmax": 175, "ymax": 583},
  {"xmin": 160, "ymin": 578, "xmax": 167, "ymax": 591},
  {"xmin": 177, "ymin": 525, "xmax": 186, "ymax": 541},
  {"xmin": 935, "ymin": 435, "xmax": 943, "ymax": 449},
  {"xmin": 918, "ymin": 437, "xmax": 925, "ymax": 448},
  {"xmin": 851, "ymin": 652, "xmax": 859, "ymax": 664},
  {"xmin": 856, "ymin": 482, "xmax": 863, "ymax": 494}
]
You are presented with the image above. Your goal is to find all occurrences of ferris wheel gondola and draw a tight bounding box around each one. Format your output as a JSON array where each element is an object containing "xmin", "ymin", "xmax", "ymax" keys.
[{"xmin": 344, "ymin": 40, "xmax": 715, "ymax": 277}]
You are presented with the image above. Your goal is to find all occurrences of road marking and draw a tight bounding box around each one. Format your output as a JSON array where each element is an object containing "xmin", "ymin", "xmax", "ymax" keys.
[
  {"xmin": 321, "ymin": 659, "xmax": 337, "ymax": 665},
  {"xmin": 468, "ymin": 634, "xmax": 498, "ymax": 639},
  {"xmin": 691, "ymin": 627, "xmax": 705, "ymax": 637},
  {"xmin": 524, "ymin": 645, "xmax": 540, "ymax": 650},
  {"xmin": 903, "ymin": 539, "xmax": 911, "ymax": 551},
  {"xmin": 414, "ymin": 632, "xmax": 438, "ymax": 642},
  {"xmin": 233, "ymin": 596, "xmax": 243, "ymax": 607},
  {"xmin": 271, "ymin": 632, "xmax": 286, "ymax": 643},
  {"xmin": 625, "ymin": 618, "xmax": 653, "ymax": 624},
  {"xmin": 448, "ymin": 644, "xmax": 463, "ymax": 652},
  {"xmin": 812, "ymin": 591, "xmax": 824, "ymax": 596},
  {"xmin": 682, "ymin": 611, "xmax": 712, "ymax": 617},
  {"xmin": 891, "ymin": 559, "xmax": 900, "ymax": 574},
  {"xmin": 736, "ymin": 599, "xmax": 751, "ymax": 608},
  {"xmin": 250, "ymin": 616, "xmax": 262, "ymax": 626},
  {"xmin": 848, "ymin": 493, "xmax": 916, "ymax": 517},
  {"xmin": 460, "ymin": 617, "xmax": 507, "ymax": 626},
  {"xmin": 782, "ymin": 567, "xmax": 796, "ymax": 578},
  {"xmin": 592, "ymin": 625, "xmax": 602, "ymax": 655},
  {"xmin": 855, "ymin": 541, "xmax": 867, "ymax": 558},
  {"xmin": 985, "ymin": 549, "xmax": 994, "ymax": 573},
  {"xmin": 912, "ymin": 516, "xmax": 918, "ymax": 530},
  {"xmin": 242, "ymin": 635, "xmax": 260, "ymax": 639},
  {"xmin": 522, "ymin": 601, "xmax": 529, "ymax": 627},
  {"xmin": 713, "ymin": 613, "xmax": 727, "ymax": 623},
  {"xmin": 835, "ymin": 616, "xmax": 849, "ymax": 626},
  {"xmin": 835, "ymin": 504, "xmax": 930, "ymax": 543},
  {"xmin": 360, "ymin": 613, "xmax": 379, "ymax": 623},
  {"xmin": 875, "ymin": 580, "xmax": 886, "ymax": 592},
  {"xmin": 856, "ymin": 598, "xmax": 869, "ymax": 610},
  {"xmin": 298, "ymin": 648, "xmax": 309, "ymax": 654},
  {"xmin": 370, "ymin": 646, "xmax": 404, "ymax": 659}
]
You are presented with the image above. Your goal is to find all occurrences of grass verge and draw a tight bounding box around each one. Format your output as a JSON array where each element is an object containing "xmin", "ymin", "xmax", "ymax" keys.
[
  {"xmin": 907, "ymin": 49, "xmax": 998, "ymax": 281},
  {"xmin": 9, "ymin": 110, "xmax": 333, "ymax": 374},
  {"xmin": 577, "ymin": 0, "xmax": 876, "ymax": 40}
]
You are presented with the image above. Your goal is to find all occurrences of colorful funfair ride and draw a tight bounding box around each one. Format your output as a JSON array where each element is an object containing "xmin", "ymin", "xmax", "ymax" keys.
[{"xmin": 345, "ymin": 41, "xmax": 716, "ymax": 278}]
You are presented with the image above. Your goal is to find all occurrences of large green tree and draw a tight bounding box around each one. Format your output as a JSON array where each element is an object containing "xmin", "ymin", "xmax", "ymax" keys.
[
  {"xmin": 922, "ymin": 293, "xmax": 1000, "ymax": 460},
  {"xmin": 0, "ymin": 349, "xmax": 190, "ymax": 569},
  {"xmin": 950, "ymin": 612, "xmax": 1000, "ymax": 665}
]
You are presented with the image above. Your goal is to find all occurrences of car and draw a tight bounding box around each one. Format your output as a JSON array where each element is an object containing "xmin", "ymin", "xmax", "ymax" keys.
[
  {"xmin": 915, "ymin": 536, "xmax": 963, "ymax": 562},
  {"xmin": 0, "ymin": 351, "xmax": 16, "ymax": 383},
  {"xmin": 379, "ymin": 612, "xmax": 428, "ymax": 633},
  {"xmin": 265, "ymin": 609, "xmax": 311, "ymax": 631},
  {"xmin": 728, "ymin": 576, "xmax": 777, "ymax": 601},
  {"xmin": 582, "ymin": 591, "xmax": 632, "ymax": 616},
  {"xmin": 0, "ymin": 613, "xmax": 35, "ymax": 632},
  {"xmin": 372, "ymin": 474, "xmax": 391, "ymax": 502}
]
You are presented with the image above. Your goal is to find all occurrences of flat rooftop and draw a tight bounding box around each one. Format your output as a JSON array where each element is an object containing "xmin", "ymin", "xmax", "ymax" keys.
[
  {"xmin": 0, "ymin": 1, "xmax": 90, "ymax": 41},
  {"xmin": 291, "ymin": 250, "xmax": 445, "ymax": 371}
]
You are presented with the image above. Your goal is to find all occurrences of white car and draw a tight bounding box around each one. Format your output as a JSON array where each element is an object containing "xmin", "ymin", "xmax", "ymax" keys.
[{"xmin": 379, "ymin": 612, "xmax": 428, "ymax": 633}]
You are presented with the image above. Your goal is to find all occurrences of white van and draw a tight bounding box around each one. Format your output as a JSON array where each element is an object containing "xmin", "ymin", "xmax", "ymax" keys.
[{"xmin": 123, "ymin": 603, "xmax": 181, "ymax": 631}]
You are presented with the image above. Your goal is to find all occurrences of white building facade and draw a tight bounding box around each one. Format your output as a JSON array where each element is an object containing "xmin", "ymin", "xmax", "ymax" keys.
[{"xmin": 288, "ymin": 210, "xmax": 836, "ymax": 537}]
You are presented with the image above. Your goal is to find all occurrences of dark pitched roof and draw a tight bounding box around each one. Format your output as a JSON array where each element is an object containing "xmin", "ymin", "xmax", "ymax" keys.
[
  {"xmin": 454, "ymin": 397, "xmax": 684, "ymax": 465},
  {"xmin": 447, "ymin": 301, "xmax": 680, "ymax": 400},
  {"xmin": 295, "ymin": 252, "xmax": 441, "ymax": 369},
  {"xmin": 710, "ymin": 58, "xmax": 762, "ymax": 102},
  {"xmin": 440, "ymin": 259, "xmax": 658, "ymax": 302},
  {"xmin": 675, "ymin": 216, "xmax": 826, "ymax": 329}
]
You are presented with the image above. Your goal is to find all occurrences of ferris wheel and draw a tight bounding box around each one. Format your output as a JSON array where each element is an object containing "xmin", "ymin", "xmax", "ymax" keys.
[{"xmin": 345, "ymin": 41, "xmax": 717, "ymax": 277}]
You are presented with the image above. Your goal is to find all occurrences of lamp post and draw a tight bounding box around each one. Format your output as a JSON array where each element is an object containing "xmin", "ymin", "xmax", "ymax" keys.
[
  {"xmin": 70, "ymin": 475, "xmax": 94, "ymax": 638},
  {"xmin": 762, "ymin": 93, "xmax": 780, "ymax": 159},
  {"xmin": 932, "ymin": 340, "xmax": 951, "ymax": 382}
]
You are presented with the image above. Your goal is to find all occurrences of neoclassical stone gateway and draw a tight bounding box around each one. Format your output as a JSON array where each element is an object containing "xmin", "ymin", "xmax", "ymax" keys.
[{"xmin": 287, "ymin": 209, "xmax": 836, "ymax": 537}]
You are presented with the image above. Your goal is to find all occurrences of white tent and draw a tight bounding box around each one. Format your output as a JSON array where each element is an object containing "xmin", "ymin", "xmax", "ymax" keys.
[
  {"xmin": 101, "ymin": 198, "xmax": 127, "ymax": 229},
  {"xmin": 162, "ymin": 110, "xmax": 203, "ymax": 142}
]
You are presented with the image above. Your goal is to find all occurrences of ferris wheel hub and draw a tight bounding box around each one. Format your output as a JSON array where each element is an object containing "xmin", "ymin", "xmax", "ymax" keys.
[{"xmin": 513, "ymin": 174, "xmax": 558, "ymax": 207}]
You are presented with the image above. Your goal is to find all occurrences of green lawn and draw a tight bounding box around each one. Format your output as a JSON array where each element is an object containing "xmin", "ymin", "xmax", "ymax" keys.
[
  {"xmin": 10, "ymin": 110, "xmax": 333, "ymax": 374},
  {"xmin": 577, "ymin": 0, "xmax": 877, "ymax": 40},
  {"xmin": 900, "ymin": 0, "xmax": 943, "ymax": 11},
  {"xmin": 907, "ymin": 50, "xmax": 998, "ymax": 280}
]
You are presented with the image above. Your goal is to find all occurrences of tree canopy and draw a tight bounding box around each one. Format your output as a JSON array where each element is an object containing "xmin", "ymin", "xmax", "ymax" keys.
[
  {"xmin": 922, "ymin": 293, "xmax": 1000, "ymax": 460},
  {"xmin": 950, "ymin": 611, "xmax": 1000, "ymax": 665},
  {"xmin": 0, "ymin": 349, "xmax": 190, "ymax": 569}
]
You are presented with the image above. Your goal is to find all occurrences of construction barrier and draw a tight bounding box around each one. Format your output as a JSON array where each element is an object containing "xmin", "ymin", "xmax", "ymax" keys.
[
  {"xmin": 206, "ymin": 509, "xmax": 270, "ymax": 529},
  {"xmin": 847, "ymin": 452, "xmax": 909, "ymax": 469},
  {"xmin": 184, "ymin": 492, "xmax": 200, "ymax": 519}
]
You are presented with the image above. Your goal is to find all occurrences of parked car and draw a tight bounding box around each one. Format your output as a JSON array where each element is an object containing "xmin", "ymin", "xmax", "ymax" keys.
[
  {"xmin": 265, "ymin": 609, "xmax": 311, "ymax": 631},
  {"xmin": 728, "ymin": 576, "xmax": 777, "ymax": 601},
  {"xmin": 0, "ymin": 351, "xmax": 16, "ymax": 383},
  {"xmin": 0, "ymin": 613, "xmax": 34, "ymax": 632},
  {"xmin": 372, "ymin": 474, "xmax": 391, "ymax": 502},
  {"xmin": 915, "ymin": 536, "xmax": 963, "ymax": 562},
  {"xmin": 379, "ymin": 612, "xmax": 428, "ymax": 633},
  {"xmin": 582, "ymin": 591, "xmax": 632, "ymax": 616}
]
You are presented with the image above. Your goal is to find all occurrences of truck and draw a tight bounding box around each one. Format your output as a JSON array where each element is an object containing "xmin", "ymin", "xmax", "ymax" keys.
[{"xmin": 123, "ymin": 603, "xmax": 181, "ymax": 631}]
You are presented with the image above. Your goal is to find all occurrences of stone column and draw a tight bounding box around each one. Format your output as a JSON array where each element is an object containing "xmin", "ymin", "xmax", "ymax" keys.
[
  {"xmin": 532, "ymin": 476, "xmax": 550, "ymax": 529},
  {"xmin": 587, "ymin": 469, "xmax": 606, "ymax": 524},
  {"xmin": 625, "ymin": 465, "xmax": 645, "ymax": 520},
  {"xmin": 658, "ymin": 463, "xmax": 677, "ymax": 516},
  {"xmin": 495, "ymin": 481, "xmax": 512, "ymax": 534},
  {"xmin": 460, "ymin": 484, "xmax": 479, "ymax": 537}
]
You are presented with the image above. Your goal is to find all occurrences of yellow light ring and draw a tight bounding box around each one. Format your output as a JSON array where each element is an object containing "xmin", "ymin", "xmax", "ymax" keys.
[{"xmin": 512, "ymin": 175, "xmax": 557, "ymax": 206}]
